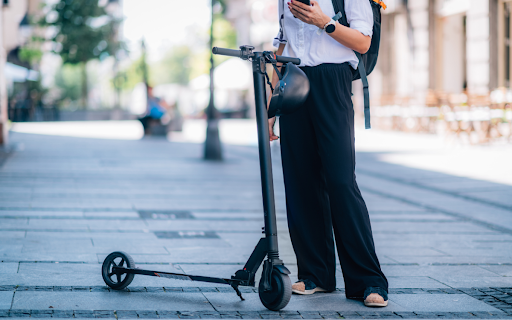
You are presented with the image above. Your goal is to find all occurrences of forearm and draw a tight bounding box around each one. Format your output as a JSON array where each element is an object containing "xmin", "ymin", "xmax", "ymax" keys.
[
  {"xmin": 328, "ymin": 22, "xmax": 371, "ymax": 54},
  {"xmin": 268, "ymin": 44, "xmax": 285, "ymax": 140}
]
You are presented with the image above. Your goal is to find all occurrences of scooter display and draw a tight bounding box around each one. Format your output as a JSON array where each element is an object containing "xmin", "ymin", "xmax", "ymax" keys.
[{"xmin": 101, "ymin": 45, "xmax": 302, "ymax": 311}]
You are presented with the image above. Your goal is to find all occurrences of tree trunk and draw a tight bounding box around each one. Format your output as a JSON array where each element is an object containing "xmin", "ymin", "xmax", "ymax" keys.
[{"xmin": 81, "ymin": 62, "xmax": 88, "ymax": 109}]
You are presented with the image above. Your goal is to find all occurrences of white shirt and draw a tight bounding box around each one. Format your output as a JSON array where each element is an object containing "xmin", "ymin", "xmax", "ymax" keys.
[{"xmin": 273, "ymin": 0, "xmax": 373, "ymax": 69}]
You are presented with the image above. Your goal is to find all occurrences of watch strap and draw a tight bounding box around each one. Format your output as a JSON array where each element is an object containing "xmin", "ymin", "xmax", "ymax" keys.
[
  {"xmin": 316, "ymin": 12, "xmax": 341, "ymax": 35},
  {"xmin": 323, "ymin": 19, "xmax": 335, "ymax": 30}
]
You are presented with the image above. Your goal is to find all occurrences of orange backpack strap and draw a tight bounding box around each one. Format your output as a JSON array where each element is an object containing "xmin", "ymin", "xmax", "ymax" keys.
[{"xmin": 373, "ymin": 0, "xmax": 387, "ymax": 10}]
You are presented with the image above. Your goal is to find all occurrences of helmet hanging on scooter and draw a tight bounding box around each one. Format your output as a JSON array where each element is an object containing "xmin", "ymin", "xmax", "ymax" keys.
[{"xmin": 267, "ymin": 62, "xmax": 310, "ymax": 119}]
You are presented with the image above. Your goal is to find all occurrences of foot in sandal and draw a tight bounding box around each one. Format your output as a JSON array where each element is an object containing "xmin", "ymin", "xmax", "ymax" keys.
[
  {"xmin": 363, "ymin": 287, "xmax": 388, "ymax": 307},
  {"xmin": 291, "ymin": 279, "xmax": 327, "ymax": 295}
]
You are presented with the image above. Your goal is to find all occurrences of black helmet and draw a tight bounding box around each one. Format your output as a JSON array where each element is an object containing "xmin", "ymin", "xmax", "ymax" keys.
[{"xmin": 268, "ymin": 62, "xmax": 310, "ymax": 118}]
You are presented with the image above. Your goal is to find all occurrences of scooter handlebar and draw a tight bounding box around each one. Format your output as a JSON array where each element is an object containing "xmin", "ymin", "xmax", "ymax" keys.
[
  {"xmin": 212, "ymin": 47, "xmax": 301, "ymax": 65},
  {"xmin": 275, "ymin": 56, "xmax": 301, "ymax": 65},
  {"xmin": 211, "ymin": 47, "xmax": 242, "ymax": 58}
]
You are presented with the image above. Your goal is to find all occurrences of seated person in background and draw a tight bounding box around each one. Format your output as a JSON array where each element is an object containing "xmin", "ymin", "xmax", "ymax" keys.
[{"xmin": 138, "ymin": 86, "xmax": 169, "ymax": 133}]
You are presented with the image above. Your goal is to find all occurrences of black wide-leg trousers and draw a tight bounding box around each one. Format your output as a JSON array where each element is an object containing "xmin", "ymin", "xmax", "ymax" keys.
[{"xmin": 279, "ymin": 62, "xmax": 388, "ymax": 298}]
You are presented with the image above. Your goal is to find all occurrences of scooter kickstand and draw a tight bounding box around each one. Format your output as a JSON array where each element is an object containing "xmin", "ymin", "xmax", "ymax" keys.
[{"xmin": 230, "ymin": 283, "xmax": 245, "ymax": 301}]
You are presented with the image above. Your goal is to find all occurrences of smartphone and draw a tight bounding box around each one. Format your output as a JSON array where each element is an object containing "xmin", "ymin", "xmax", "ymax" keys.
[{"xmin": 296, "ymin": 0, "xmax": 311, "ymax": 5}]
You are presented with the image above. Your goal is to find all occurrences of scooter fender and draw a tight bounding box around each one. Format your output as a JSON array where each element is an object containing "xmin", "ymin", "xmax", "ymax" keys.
[{"xmin": 273, "ymin": 265, "xmax": 290, "ymax": 275}]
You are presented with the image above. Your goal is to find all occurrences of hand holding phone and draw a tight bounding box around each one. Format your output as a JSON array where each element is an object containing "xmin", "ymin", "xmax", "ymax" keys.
[{"xmin": 291, "ymin": 0, "xmax": 310, "ymax": 18}]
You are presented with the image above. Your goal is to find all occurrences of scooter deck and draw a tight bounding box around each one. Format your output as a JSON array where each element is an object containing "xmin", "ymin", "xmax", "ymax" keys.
[
  {"xmin": 112, "ymin": 266, "xmax": 238, "ymax": 285},
  {"xmin": 111, "ymin": 265, "xmax": 247, "ymax": 300}
]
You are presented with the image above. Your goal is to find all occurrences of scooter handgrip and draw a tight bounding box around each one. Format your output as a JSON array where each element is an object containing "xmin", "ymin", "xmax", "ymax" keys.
[
  {"xmin": 276, "ymin": 56, "xmax": 301, "ymax": 65},
  {"xmin": 212, "ymin": 47, "xmax": 241, "ymax": 57}
]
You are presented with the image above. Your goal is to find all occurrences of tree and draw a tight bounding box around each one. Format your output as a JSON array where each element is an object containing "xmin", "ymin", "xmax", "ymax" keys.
[
  {"xmin": 151, "ymin": 46, "xmax": 192, "ymax": 86},
  {"xmin": 43, "ymin": 0, "xmax": 122, "ymax": 108}
]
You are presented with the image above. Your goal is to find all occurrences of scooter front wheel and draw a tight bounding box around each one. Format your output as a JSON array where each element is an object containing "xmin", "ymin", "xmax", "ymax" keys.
[
  {"xmin": 258, "ymin": 269, "xmax": 292, "ymax": 311},
  {"xmin": 102, "ymin": 251, "xmax": 135, "ymax": 290}
]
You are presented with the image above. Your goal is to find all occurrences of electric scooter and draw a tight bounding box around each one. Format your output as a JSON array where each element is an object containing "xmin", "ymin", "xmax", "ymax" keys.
[{"xmin": 101, "ymin": 45, "xmax": 301, "ymax": 311}]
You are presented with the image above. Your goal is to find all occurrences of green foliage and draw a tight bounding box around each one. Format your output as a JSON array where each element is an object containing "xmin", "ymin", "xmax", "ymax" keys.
[
  {"xmin": 44, "ymin": 0, "xmax": 122, "ymax": 65},
  {"xmin": 148, "ymin": 12, "xmax": 237, "ymax": 86},
  {"xmin": 212, "ymin": 16, "xmax": 237, "ymax": 50},
  {"xmin": 103, "ymin": 0, "xmax": 237, "ymax": 89},
  {"xmin": 189, "ymin": 50, "xmax": 211, "ymax": 81},
  {"xmin": 117, "ymin": 56, "xmax": 145, "ymax": 90},
  {"xmin": 150, "ymin": 46, "xmax": 192, "ymax": 86},
  {"xmin": 19, "ymin": 47, "xmax": 43, "ymax": 65},
  {"xmin": 54, "ymin": 64, "xmax": 82, "ymax": 103},
  {"xmin": 177, "ymin": 16, "xmax": 237, "ymax": 83}
]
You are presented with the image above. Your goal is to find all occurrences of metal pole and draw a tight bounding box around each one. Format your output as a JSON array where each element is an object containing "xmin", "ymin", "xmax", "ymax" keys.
[
  {"xmin": 252, "ymin": 53, "xmax": 279, "ymax": 257},
  {"xmin": 204, "ymin": 0, "xmax": 222, "ymax": 160},
  {"xmin": 141, "ymin": 39, "xmax": 149, "ymax": 108},
  {"xmin": 0, "ymin": 5, "xmax": 8, "ymax": 146}
]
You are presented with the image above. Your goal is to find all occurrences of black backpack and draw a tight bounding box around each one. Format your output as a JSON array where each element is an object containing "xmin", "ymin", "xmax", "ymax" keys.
[{"xmin": 331, "ymin": 0, "xmax": 383, "ymax": 129}]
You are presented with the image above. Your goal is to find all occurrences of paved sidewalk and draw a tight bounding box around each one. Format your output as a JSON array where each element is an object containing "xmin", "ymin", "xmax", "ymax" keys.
[{"xmin": 1, "ymin": 121, "xmax": 512, "ymax": 319}]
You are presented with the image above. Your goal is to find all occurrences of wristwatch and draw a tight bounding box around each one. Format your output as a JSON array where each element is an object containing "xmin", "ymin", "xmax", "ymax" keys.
[{"xmin": 323, "ymin": 19, "xmax": 336, "ymax": 34}]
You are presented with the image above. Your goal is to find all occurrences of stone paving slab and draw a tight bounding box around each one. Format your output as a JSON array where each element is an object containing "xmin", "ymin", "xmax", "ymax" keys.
[
  {"xmin": 430, "ymin": 278, "xmax": 512, "ymax": 288},
  {"xmin": 0, "ymin": 272, "xmax": 106, "ymax": 287},
  {"xmin": 0, "ymin": 292, "xmax": 13, "ymax": 309},
  {"xmin": 0, "ymin": 263, "xmax": 18, "ymax": 274},
  {"xmin": 16, "ymin": 263, "xmax": 100, "ymax": 275},
  {"xmin": 388, "ymin": 294, "xmax": 501, "ymax": 312},
  {"xmin": 23, "ymin": 231, "xmax": 158, "ymax": 241},
  {"xmin": 386, "ymin": 277, "xmax": 449, "ymax": 289},
  {"xmin": 386, "ymin": 257, "xmax": 512, "ymax": 266},
  {"xmin": 286, "ymin": 294, "xmax": 407, "ymax": 312},
  {"xmin": 83, "ymin": 212, "xmax": 140, "ymax": 218},
  {"xmin": 357, "ymin": 175, "xmax": 512, "ymax": 235},
  {"xmin": 11, "ymin": 292, "xmax": 216, "ymax": 311},
  {"xmin": 479, "ymin": 266, "xmax": 512, "ymax": 277},
  {"xmin": 0, "ymin": 253, "xmax": 99, "ymax": 264},
  {"xmin": 203, "ymin": 292, "xmax": 408, "ymax": 312},
  {"xmin": 380, "ymin": 266, "xmax": 501, "ymax": 278},
  {"xmin": 0, "ymin": 211, "xmax": 85, "ymax": 218}
]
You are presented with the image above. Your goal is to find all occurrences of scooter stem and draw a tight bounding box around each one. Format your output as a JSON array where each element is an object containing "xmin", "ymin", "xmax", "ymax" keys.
[{"xmin": 252, "ymin": 52, "xmax": 280, "ymax": 261}]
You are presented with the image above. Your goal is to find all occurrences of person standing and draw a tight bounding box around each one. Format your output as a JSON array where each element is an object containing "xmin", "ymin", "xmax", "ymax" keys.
[{"xmin": 269, "ymin": 0, "xmax": 389, "ymax": 307}]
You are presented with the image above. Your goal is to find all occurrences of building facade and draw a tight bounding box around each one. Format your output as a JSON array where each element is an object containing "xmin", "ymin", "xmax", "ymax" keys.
[
  {"xmin": 370, "ymin": 0, "xmax": 511, "ymax": 140},
  {"xmin": 0, "ymin": 0, "xmax": 41, "ymax": 145}
]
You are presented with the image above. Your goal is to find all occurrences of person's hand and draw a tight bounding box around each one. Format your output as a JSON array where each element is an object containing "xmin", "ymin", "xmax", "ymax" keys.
[
  {"xmin": 288, "ymin": 0, "xmax": 330, "ymax": 29},
  {"xmin": 267, "ymin": 96, "xmax": 279, "ymax": 141},
  {"xmin": 269, "ymin": 117, "xmax": 279, "ymax": 141}
]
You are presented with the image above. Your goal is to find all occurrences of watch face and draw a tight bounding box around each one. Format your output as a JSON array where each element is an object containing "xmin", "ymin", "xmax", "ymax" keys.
[{"xmin": 326, "ymin": 24, "xmax": 335, "ymax": 33}]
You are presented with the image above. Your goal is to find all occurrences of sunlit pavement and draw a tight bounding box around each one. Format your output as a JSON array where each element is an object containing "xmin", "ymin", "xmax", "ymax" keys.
[{"xmin": 1, "ymin": 120, "xmax": 512, "ymax": 319}]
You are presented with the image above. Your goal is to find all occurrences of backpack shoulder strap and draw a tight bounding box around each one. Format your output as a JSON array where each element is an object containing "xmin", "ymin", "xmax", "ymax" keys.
[
  {"xmin": 331, "ymin": 0, "xmax": 348, "ymax": 27},
  {"xmin": 332, "ymin": 0, "xmax": 372, "ymax": 129},
  {"xmin": 356, "ymin": 52, "xmax": 371, "ymax": 129}
]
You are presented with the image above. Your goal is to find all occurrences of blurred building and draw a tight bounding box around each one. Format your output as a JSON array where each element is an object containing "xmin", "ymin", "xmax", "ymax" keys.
[
  {"xmin": 224, "ymin": 0, "xmax": 278, "ymax": 50},
  {"xmin": 1, "ymin": 0, "xmax": 43, "ymax": 134},
  {"xmin": 370, "ymin": 0, "xmax": 512, "ymax": 139},
  {"xmin": 0, "ymin": 0, "xmax": 40, "ymax": 144},
  {"xmin": 0, "ymin": 2, "xmax": 6, "ymax": 145},
  {"xmin": 372, "ymin": 0, "xmax": 492, "ymax": 103}
]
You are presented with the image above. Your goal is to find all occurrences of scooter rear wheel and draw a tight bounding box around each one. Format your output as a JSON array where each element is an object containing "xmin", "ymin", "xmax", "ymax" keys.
[
  {"xmin": 102, "ymin": 251, "xmax": 135, "ymax": 290},
  {"xmin": 258, "ymin": 269, "xmax": 292, "ymax": 311}
]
